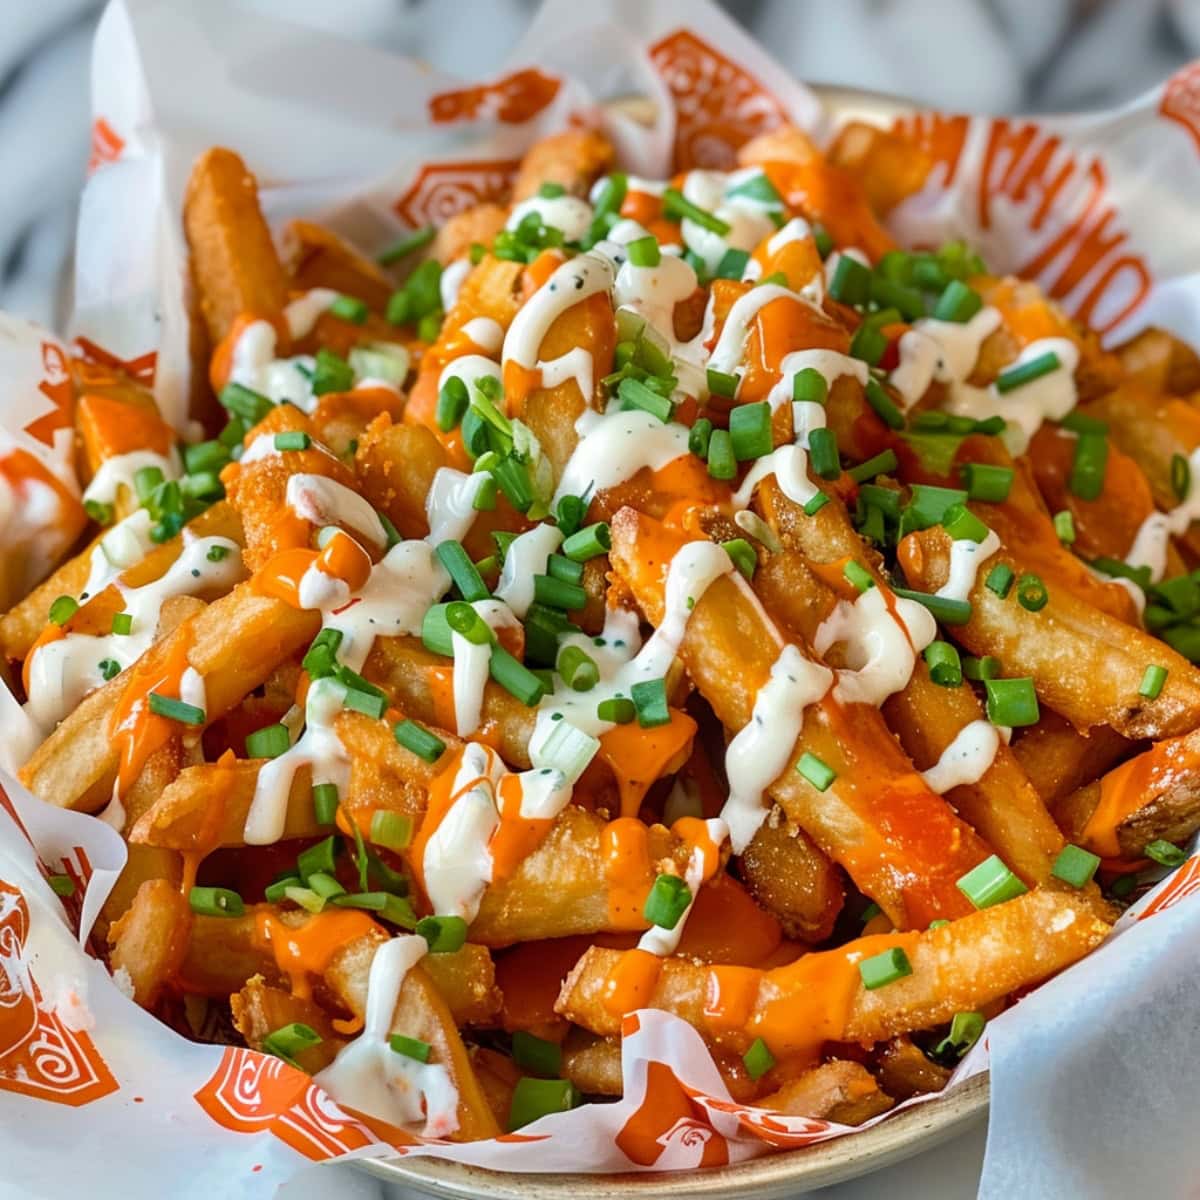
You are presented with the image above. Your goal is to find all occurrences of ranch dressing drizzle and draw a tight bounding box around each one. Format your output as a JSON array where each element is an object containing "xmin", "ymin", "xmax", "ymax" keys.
[
  {"xmin": 315, "ymin": 934, "xmax": 460, "ymax": 1138},
  {"xmin": 936, "ymin": 530, "xmax": 1002, "ymax": 602},
  {"xmin": 888, "ymin": 308, "xmax": 1003, "ymax": 411},
  {"xmin": 920, "ymin": 720, "xmax": 1001, "ymax": 794},
  {"xmin": 637, "ymin": 817, "xmax": 730, "ymax": 955},
  {"xmin": 722, "ymin": 645, "xmax": 833, "ymax": 853},
  {"xmin": 1124, "ymin": 444, "xmax": 1200, "ymax": 582},
  {"xmin": 82, "ymin": 447, "xmax": 181, "ymax": 508}
]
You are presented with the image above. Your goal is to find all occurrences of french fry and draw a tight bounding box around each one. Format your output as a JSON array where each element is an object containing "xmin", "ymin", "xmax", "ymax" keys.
[
  {"xmin": 471, "ymin": 1046, "xmax": 522, "ymax": 1129},
  {"xmin": 232, "ymin": 977, "xmax": 345, "ymax": 1074},
  {"xmin": 1010, "ymin": 709, "xmax": 1133, "ymax": 808},
  {"xmin": 1116, "ymin": 327, "xmax": 1200, "ymax": 395},
  {"xmin": 557, "ymin": 890, "xmax": 1110, "ymax": 1052},
  {"xmin": 107, "ymin": 878, "xmax": 193, "ymax": 1009},
  {"xmin": 757, "ymin": 1060, "xmax": 894, "ymax": 1125},
  {"xmin": 873, "ymin": 1036, "xmax": 952, "ymax": 1101},
  {"xmin": 511, "ymin": 130, "xmax": 614, "ymax": 202},
  {"xmin": 1053, "ymin": 727, "xmax": 1200, "ymax": 858},
  {"xmin": 354, "ymin": 417, "xmax": 447, "ymax": 540},
  {"xmin": 20, "ymin": 580, "xmax": 321, "ymax": 812},
  {"xmin": 561, "ymin": 1031, "xmax": 623, "ymax": 1097},
  {"xmin": 738, "ymin": 812, "xmax": 845, "ymax": 943},
  {"xmin": 0, "ymin": 500, "xmax": 243, "ymax": 662},
  {"xmin": 609, "ymin": 507, "xmax": 991, "ymax": 928},
  {"xmin": 897, "ymin": 525, "xmax": 1200, "ymax": 739},
  {"xmin": 281, "ymin": 218, "xmax": 394, "ymax": 313},
  {"xmin": 431, "ymin": 204, "xmax": 508, "ymax": 266},
  {"xmin": 183, "ymin": 147, "xmax": 290, "ymax": 344},
  {"xmin": 827, "ymin": 121, "xmax": 933, "ymax": 216}
]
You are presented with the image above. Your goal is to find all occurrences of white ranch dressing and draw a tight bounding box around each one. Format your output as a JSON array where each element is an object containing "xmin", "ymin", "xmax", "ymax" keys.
[
  {"xmin": 553, "ymin": 406, "xmax": 690, "ymax": 505},
  {"xmin": 764, "ymin": 348, "xmax": 869, "ymax": 416},
  {"xmin": 508, "ymin": 194, "xmax": 595, "ymax": 243},
  {"xmin": 82, "ymin": 509, "xmax": 157, "ymax": 599},
  {"xmin": 722, "ymin": 645, "xmax": 833, "ymax": 853},
  {"xmin": 437, "ymin": 354, "xmax": 501, "ymax": 405},
  {"xmin": 229, "ymin": 321, "xmax": 317, "ymax": 412},
  {"xmin": 286, "ymin": 473, "xmax": 388, "ymax": 551},
  {"xmin": 936, "ymin": 529, "xmax": 1002, "ymax": 602},
  {"xmin": 315, "ymin": 935, "xmax": 460, "ymax": 1139},
  {"xmin": 451, "ymin": 600, "xmax": 522, "ymax": 736},
  {"xmin": 814, "ymin": 585, "xmax": 937, "ymax": 707},
  {"xmin": 284, "ymin": 288, "xmax": 339, "ymax": 340},
  {"xmin": 460, "ymin": 317, "xmax": 504, "ymax": 356},
  {"xmin": 23, "ymin": 534, "xmax": 244, "ymax": 734},
  {"xmin": 439, "ymin": 258, "xmax": 472, "ymax": 313},
  {"xmin": 889, "ymin": 307, "xmax": 1004, "ymax": 410},
  {"xmin": 920, "ymin": 720, "xmax": 1001, "ymax": 794},
  {"xmin": 425, "ymin": 468, "xmax": 490, "ymax": 546},
  {"xmin": 1123, "ymin": 444, "xmax": 1200, "ymax": 582},
  {"xmin": 732, "ymin": 444, "xmax": 819, "ymax": 511},
  {"xmin": 81, "ymin": 447, "xmax": 180, "ymax": 508},
  {"xmin": 502, "ymin": 252, "xmax": 615, "ymax": 405},
  {"xmin": 943, "ymin": 337, "xmax": 1081, "ymax": 454},
  {"xmin": 637, "ymin": 817, "xmax": 730, "ymax": 956},
  {"xmin": 707, "ymin": 283, "xmax": 804, "ymax": 381},
  {"xmin": 679, "ymin": 169, "xmax": 779, "ymax": 276},
  {"xmin": 494, "ymin": 523, "xmax": 562, "ymax": 618}
]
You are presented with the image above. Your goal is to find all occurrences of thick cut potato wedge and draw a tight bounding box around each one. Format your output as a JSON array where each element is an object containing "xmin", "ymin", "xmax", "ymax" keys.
[
  {"xmin": 511, "ymin": 130, "xmax": 613, "ymax": 202},
  {"xmin": 757, "ymin": 1060, "xmax": 894, "ymax": 1125},
  {"xmin": 281, "ymin": 218, "xmax": 394, "ymax": 313}
]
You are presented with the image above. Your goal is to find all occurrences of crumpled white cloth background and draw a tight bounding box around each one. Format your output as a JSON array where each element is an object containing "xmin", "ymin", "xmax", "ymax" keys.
[{"xmin": 0, "ymin": 2, "xmax": 1193, "ymax": 1197}]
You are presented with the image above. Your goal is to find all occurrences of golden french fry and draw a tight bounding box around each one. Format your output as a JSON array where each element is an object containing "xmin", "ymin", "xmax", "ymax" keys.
[
  {"xmin": 562, "ymin": 1030, "xmax": 623, "ymax": 1097},
  {"xmin": 183, "ymin": 147, "xmax": 290, "ymax": 344},
  {"xmin": 757, "ymin": 1060, "xmax": 894, "ymax": 1125},
  {"xmin": 1053, "ymin": 727, "xmax": 1200, "ymax": 859},
  {"xmin": 431, "ymin": 204, "xmax": 508, "ymax": 266},
  {"xmin": 1010, "ymin": 710, "xmax": 1133, "ymax": 808},
  {"xmin": 281, "ymin": 218, "xmax": 394, "ymax": 313},
  {"xmin": 738, "ymin": 812, "xmax": 845, "ymax": 943},
  {"xmin": 897, "ymin": 525, "xmax": 1200, "ymax": 739},
  {"xmin": 557, "ymin": 890, "xmax": 1109, "ymax": 1052},
  {"xmin": 232, "ymin": 977, "xmax": 345, "ymax": 1074},
  {"xmin": 511, "ymin": 130, "xmax": 614, "ymax": 202},
  {"xmin": 354, "ymin": 417, "xmax": 446, "ymax": 540},
  {"xmin": 827, "ymin": 121, "xmax": 933, "ymax": 215},
  {"xmin": 107, "ymin": 877, "xmax": 192, "ymax": 1009},
  {"xmin": 1116, "ymin": 327, "xmax": 1200, "ymax": 395},
  {"xmin": 874, "ymin": 1036, "xmax": 952, "ymax": 1101},
  {"xmin": 610, "ymin": 507, "xmax": 991, "ymax": 928}
]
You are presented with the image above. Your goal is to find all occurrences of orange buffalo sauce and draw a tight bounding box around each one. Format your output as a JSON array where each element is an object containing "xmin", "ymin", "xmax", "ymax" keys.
[
  {"xmin": 600, "ymin": 817, "xmax": 654, "ymax": 931},
  {"xmin": 252, "ymin": 530, "xmax": 371, "ymax": 609},
  {"xmin": 702, "ymin": 965, "xmax": 762, "ymax": 1032},
  {"xmin": 488, "ymin": 773, "xmax": 555, "ymax": 884},
  {"xmin": 253, "ymin": 906, "xmax": 382, "ymax": 1000},
  {"xmin": 601, "ymin": 947, "xmax": 663, "ymax": 1017},
  {"xmin": 596, "ymin": 708, "xmax": 696, "ymax": 818},
  {"xmin": 179, "ymin": 749, "xmax": 238, "ymax": 895},
  {"xmin": 209, "ymin": 312, "xmax": 287, "ymax": 393},
  {"xmin": 77, "ymin": 392, "xmax": 173, "ymax": 460},
  {"xmin": 749, "ymin": 231, "xmax": 824, "ymax": 296},
  {"xmin": 108, "ymin": 621, "xmax": 197, "ymax": 796},
  {"xmin": 1079, "ymin": 745, "xmax": 1170, "ymax": 859},
  {"xmin": 738, "ymin": 293, "xmax": 852, "ymax": 403}
]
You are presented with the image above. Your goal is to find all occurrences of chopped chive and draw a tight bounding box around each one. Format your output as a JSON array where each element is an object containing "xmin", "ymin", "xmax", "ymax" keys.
[
  {"xmin": 490, "ymin": 646, "xmax": 546, "ymax": 707},
  {"xmin": 1144, "ymin": 840, "xmax": 1186, "ymax": 868},
  {"xmin": 98, "ymin": 658, "xmax": 120, "ymax": 681},
  {"xmin": 662, "ymin": 187, "xmax": 730, "ymax": 235},
  {"xmin": 591, "ymin": 172, "xmax": 628, "ymax": 220},
  {"xmin": 984, "ymin": 677, "xmax": 1039, "ymax": 727},
  {"xmin": 996, "ymin": 351, "xmax": 1061, "ymax": 393},
  {"xmin": 1016, "ymin": 573, "xmax": 1048, "ymax": 612},
  {"xmin": 960, "ymin": 462, "xmax": 1013, "ymax": 503},
  {"xmin": 246, "ymin": 723, "xmax": 291, "ymax": 759},
  {"xmin": 1053, "ymin": 510, "xmax": 1076, "ymax": 545},
  {"xmin": 721, "ymin": 538, "xmax": 757, "ymax": 582},
  {"xmin": 312, "ymin": 782, "xmax": 339, "ymax": 826},
  {"xmin": 618, "ymin": 375, "xmax": 674, "ymax": 423},
  {"xmin": 1172, "ymin": 452, "xmax": 1192, "ymax": 502},
  {"xmin": 643, "ymin": 873, "xmax": 691, "ymax": 929},
  {"xmin": 793, "ymin": 368, "xmax": 829, "ymax": 405},
  {"xmin": 533, "ymin": 574, "xmax": 586, "ymax": 612},
  {"xmin": 148, "ymin": 693, "xmax": 205, "ymax": 725},
  {"xmin": 956, "ymin": 854, "xmax": 1028, "ymax": 908},
  {"xmin": 892, "ymin": 586, "xmax": 972, "ymax": 625},
  {"xmin": 508, "ymin": 1078, "xmax": 580, "ymax": 1131},
  {"xmin": 557, "ymin": 644, "xmax": 600, "ymax": 692},
  {"xmin": 804, "ymin": 491, "xmax": 830, "ymax": 516},
  {"xmin": 110, "ymin": 612, "xmax": 133, "ymax": 636},
  {"xmin": 1069, "ymin": 433, "xmax": 1109, "ymax": 501},
  {"xmin": 706, "ymin": 368, "xmax": 739, "ymax": 399},
  {"xmin": 436, "ymin": 376, "xmax": 469, "ymax": 432},
  {"xmin": 329, "ymin": 295, "xmax": 368, "ymax": 324},
  {"xmin": 715, "ymin": 247, "xmax": 750, "ymax": 279},
  {"xmin": 436, "ymin": 539, "xmax": 490, "ymax": 602},
  {"xmin": 512, "ymin": 1030, "xmax": 563, "ymax": 1077},
  {"xmin": 812, "ymin": 224, "xmax": 834, "ymax": 258},
  {"xmin": 983, "ymin": 564, "xmax": 1014, "ymax": 599},
  {"xmin": 932, "ymin": 279, "xmax": 983, "ymax": 323},
  {"xmin": 860, "ymin": 901, "xmax": 882, "ymax": 923},
  {"xmin": 729, "ymin": 402, "xmax": 772, "ymax": 461},
  {"xmin": 183, "ymin": 440, "xmax": 230, "ymax": 474},
  {"xmin": 807, "ymin": 427, "xmax": 841, "ymax": 480},
  {"xmin": 84, "ymin": 498, "xmax": 114, "ymax": 525},
  {"xmin": 932, "ymin": 1011, "xmax": 985, "ymax": 1060},
  {"xmin": 706, "ymin": 429, "xmax": 736, "ymax": 480},
  {"xmin": 307, "ymin": 872, "xmax": 345, "ymax": 901},
  {"xmin": 626, "ymin": 235, "xmax": 661, "ymax": 268},
  {"xmin": 188, "ymin": 886, "xmax": 244, "ymax": 918},
  {"xmin": 858, "ymin": 946, "xmax": 913, "ymax": 990},
  {"xmin": 597, "ymin": 696, "xmax": 636, "ymax": 724},
  {"xmin": 631, "ymin": 677, "xmax": 670, "ymax": 728},
  {"xmin": 1139, "ymin": 664, "xmax": 1168, "ymax": 700},
  {"xmin": 828, "ymin": 255, "xmax": 872, "ymax": 306},
  {"xmin": 849, "ymin": 322, "xmax": 888, "ymax": 367},
  {"xmin": 924, "ymin": 640, "xmax": 962, "ymax": 687},
  {"xmin": 843, "ymin": 561, "xmax": 874, "ymax": 593},
  {"xmin": 688, "ymin": 417, "xmax": 713, "ymax": 458},
  {"xmin": 797, "ymin": 751, "xmax": 836, "ymax": 791},
  {"xmin": 1051, "ymin": 844, "xmax": 1100, "ymax": 888},
  {"xmin": 941, "ymin": 503, "xmax": 990, "ymax": 545},
  {"xmin": 219, "ymin": 382, "xmax": 273, "ymax": 425},
  {"xmin": 962, "ymin": 655, "xmax": 1001, "ymax": 681},
  {"xmin": 262, "ymin": 1022, "xmax": 323, "ymax": 1068},
  {"xmin": 743, "ymin": 1037, "xmax": 776, "ymax": 1081},
  {"xmin": 538, "ymin": 181, "xmax": 567, "ymax": 198},
  {"xmin": 547, "ymin": 553, "xmax": 584, "ymax": 585},
  {"xmin": 377, "ymin": 225, "xmax": 435, "ymax": 265},
  {"xmin": 207, "ymin": 545, "xmax": 231, "ymax": 562},
  {"xmin": 416, "ymin": 914, "xmax": 469, "ymax": 953},
  {"xmin": 369, "ymin": 810, "xmax": 413, "ymax": 853},
  {"xmin": 864, "ymin": 379, "xmax": 905, "ymax": 431},
  {"xmin": 390, "ymin": 1034, "xmax": 432, "ymax": 1062},
  {"xmin": 297, "ymin": 835, "xmax": 338, "ymax": 881},
  {"xmin": 48, "ymin": 595, "xmax": 77, "ymax": 626},
  {"xmin": 562, "ymin": 522, "xmax": 610, "ymax": 562},
  {"xmin": 847, "ymin": 449, "xmax": 898, "ymax": 485},
  {"xmin": 394, "ymin": 719, "xmax": 446, "ymax": 764}
]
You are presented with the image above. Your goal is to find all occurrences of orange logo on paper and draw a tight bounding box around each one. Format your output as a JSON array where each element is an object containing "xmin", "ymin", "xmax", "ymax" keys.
[
  {"xmin": 88, "ymin": 117, "xmax": 125, "ymax": 175},
  {"xmin": 0, "ymin": 880, "xmax": 117, "ymax": 1107},
  {"xmin": 649, "ymin": 29, "xmax": 787, "ymax": 170},
  {"xmin": 393, "ymin": 159, "xmax": 521, "ymax": 228},
  {"xmin": 429, "ymin": 68, "xmax": 561, "ymax": 125},
  {"xmin": 73, "ymin": 336, "xmax": 157, "ymax": 389},
  {"xmin": 615, "ymin": 1060, "xmax": 730, "ymax": 1169},
  {"xmin": 22, "ymin": 340, "xmax": 74, "ymax": 449},
  {"xmin": 1159, "ymin": 64, "xmax": 1200, "ymax": 154},
  {"xmin": 1139, "ymin": 854, "xmax": 1200, "ymax": 920},
  {"xmin": 195, "ymin": 1046, "xmax": 410, "ymax": 1161},
  {"xmin": 890, "ymin": 115, "xmax": 1153, "ymax": 336}
]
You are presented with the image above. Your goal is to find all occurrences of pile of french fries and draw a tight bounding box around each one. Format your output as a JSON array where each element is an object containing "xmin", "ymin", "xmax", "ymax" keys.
[{"xmin": 7, "ymin": 118, "xmax": 1200, "ymax": 1145}]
